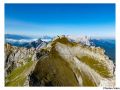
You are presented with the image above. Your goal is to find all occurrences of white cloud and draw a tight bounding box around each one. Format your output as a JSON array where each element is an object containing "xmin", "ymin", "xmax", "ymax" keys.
[{"xmin": 6, "ymin": 38, "xmax": 37, "ymax": 43}]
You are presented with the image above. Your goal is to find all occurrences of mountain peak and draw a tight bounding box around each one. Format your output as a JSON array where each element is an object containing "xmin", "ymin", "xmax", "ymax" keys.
[
  {"xmin": 5, "ymin": 35, "xmax": 115, "ymax": 87},
  {"xmin": 29, "ymin": 35, "xmax": 115, "ymax": 86}
]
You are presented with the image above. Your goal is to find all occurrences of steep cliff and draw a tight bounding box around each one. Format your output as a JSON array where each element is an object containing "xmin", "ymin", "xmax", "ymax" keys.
[
  {"xmin": 5, "ymin": 44, "xmax": 35, "ymax": 75},
  {"xmin": 5, "ymin": 43, "xmax": 36, "ymax": 86}
]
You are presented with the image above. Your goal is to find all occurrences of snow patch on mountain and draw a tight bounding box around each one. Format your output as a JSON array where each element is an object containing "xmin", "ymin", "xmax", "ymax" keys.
[{"xmin": 67, "ymin": 35, "xmax": 91, "ymax": 45}]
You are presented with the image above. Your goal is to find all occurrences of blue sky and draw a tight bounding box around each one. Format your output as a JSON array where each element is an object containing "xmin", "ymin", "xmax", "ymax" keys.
[{"xmin": 5, "ymin": 4, "xmax": 115, "ymax": 38}]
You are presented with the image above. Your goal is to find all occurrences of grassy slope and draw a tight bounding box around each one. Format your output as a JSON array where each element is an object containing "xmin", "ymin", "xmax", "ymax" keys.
[
  {"xmin": 54, "ymin": 37, "xmax": 112, "ymax": 78},
  {"xmin": 33, "ymin": 37, "xmax": 112, "ymax": 86},
  {"xmin": 51, "ymin": 37, "xmax": 113, "ymax": 86},
  {"xmin": 33, "ymin": 51, "xmax": 79, "ymax": 86},
  {"xmin": 5, "ymin": 59, "xmax": 35, "ymax": 86},
  {"xmin": 78, "ymin": 56, "xmax": 111, "ymax": 78},
  {"xmin": 51, "ymin": 37, "xmax": 77, "ymax": 47}
]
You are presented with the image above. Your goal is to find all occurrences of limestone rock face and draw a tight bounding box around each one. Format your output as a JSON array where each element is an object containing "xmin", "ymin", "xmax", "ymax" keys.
[
  {"xmin": 5, "ymin": 42, "xmax": 49, "ymax": 86},
  {"xmin": 5, "ymin": 43, "xmax": 35, "ymax": 76}
]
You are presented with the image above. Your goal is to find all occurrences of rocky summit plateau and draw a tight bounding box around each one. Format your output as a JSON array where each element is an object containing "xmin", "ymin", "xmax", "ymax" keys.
[{"xmin": 5, "ymin": 35, "xmax": 115, "ymax": 87}]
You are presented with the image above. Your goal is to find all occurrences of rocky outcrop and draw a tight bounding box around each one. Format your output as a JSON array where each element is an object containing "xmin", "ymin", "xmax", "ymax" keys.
[
  {"xmin": 5, "ymin": 43, "xmax": 35, "ymax": 76},
  {"xmin": 5, "ymin": 42, "xmax": 49, "ymax": 86},
  {"xmin": 25, "ymin": 38, "xmax": 44, "ymax": 48}
]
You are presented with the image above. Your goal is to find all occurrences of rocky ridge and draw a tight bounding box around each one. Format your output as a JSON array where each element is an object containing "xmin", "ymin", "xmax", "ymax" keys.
[
  {"xmin": 5, "ymin": 35, "xmax": 115, "ymax": 87},
  {"xmin": 29, "ymin": 36, "xmax": 115, "ymax": 86}
]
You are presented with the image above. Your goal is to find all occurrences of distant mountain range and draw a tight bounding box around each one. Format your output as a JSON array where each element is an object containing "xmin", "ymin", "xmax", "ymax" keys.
[
  {"xmin": 5, "ymin": 34, "xmax": 52, "ymax": 48},
  {"xmin": 90, "ymin": 39, "xmax": 115, "ymax": 63},
  {"xmin": 5, "ymin": 34, "xmax": 115, "ymax": 62}
]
